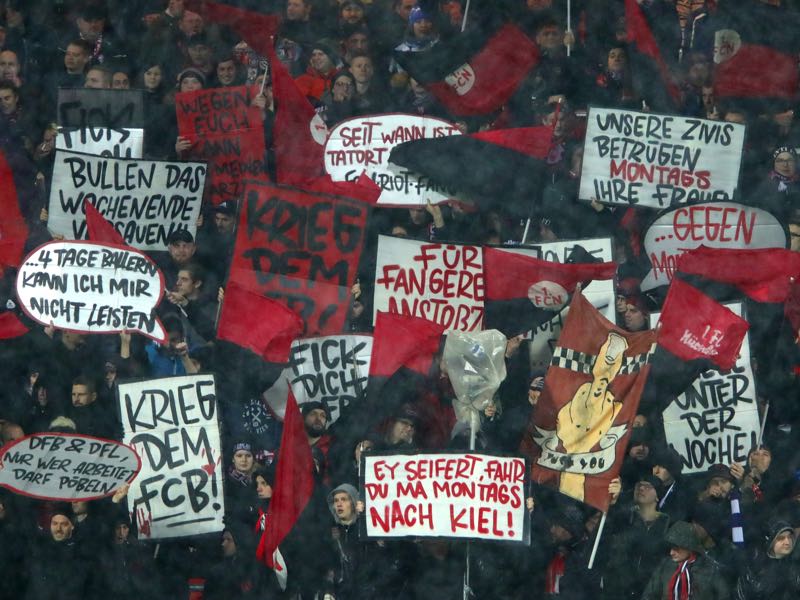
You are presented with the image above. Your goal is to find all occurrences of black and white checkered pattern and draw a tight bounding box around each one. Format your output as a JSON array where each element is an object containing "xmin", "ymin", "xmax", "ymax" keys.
[{"xmin": 550, "ymin": 343, "xmax": 656, "ymax": 374}]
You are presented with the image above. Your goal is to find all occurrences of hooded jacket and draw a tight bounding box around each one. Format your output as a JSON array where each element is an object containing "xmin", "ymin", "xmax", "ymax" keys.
[{"xmin": 735, "ymin": 520, "xmax": 800, "ymax": 600}]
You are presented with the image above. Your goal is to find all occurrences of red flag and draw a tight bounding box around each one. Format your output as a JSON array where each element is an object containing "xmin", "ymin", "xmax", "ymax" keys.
[
  {"xmin": 715, "ymin": 44, "xmax": 798, "ymax": 99},
  {"xmin": 0, "ymin": 311, "xmax": 27, "ymax": 339},
  {"xmin": 677, "ymin": 246, "xmax": 800, "ymax": 304},
  {"xmin": 786, "ymin": 279, "xmax": 800, "ymax": 343},
  {"xmin": 217, "ymin": 280, "xmax": 304, "ymax": 363},
  {"xmin": 657, "ymin": 278, "xmax": 749, "ymax": 371},
  {"xmin": 302, "ymin": 172, "xmax": 381, "ymax": 206},
  {"xmin": 267, "ymin": 43, "xmax": 328, "ymax": 186},
  {"xmin": 470, "ymin": 124, "xmax": 555, "ymax": 159},
  {"xmin": 483, "ymin": 247, "xmax": 616, "ymax": 336},
  {"xmin": 369, "ymin": 311, "xmax": 444, "ymax": 377},
  {"xmin": 0, "ymin": 152, "xmax": 28, "ymax": 268},
  {"xmin": 85, "ymin": 200, "xmax": 125, "ymax": 246},
  {"xmin": 187, "ymin": 0, "xmax": 279, "ymax": 57},
  {"xmin": 624, "ymin": 0, "xmax": 682, "ymax": 106},
  {"xmin": 394, "ymin": 24, "xmax": 539, "ymax": 116},
  {"xmin": 520, "ymin": 292, "xmax": 656, "ymax": 512},
  {"xmin": 256, "ymin": 390, "xmax": 314, "ymax": 568}
]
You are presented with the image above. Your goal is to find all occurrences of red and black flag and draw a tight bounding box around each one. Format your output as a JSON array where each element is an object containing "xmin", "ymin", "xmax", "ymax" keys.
[
  {"xmin": 0, "ymin": 152, "xmax": 28, "ymax": 269},
  {"xmin": 85, "ymin": 200, "xmax": 125, "ymax": 246},
  {"xmin": 483, "ymin": 247, "xmax": 616, "ymax": 337},
  {"xmin": 187, "ymin": 0, "xmax": 280, "ymax": 57},
  {"xmin": 393, "ymin": 23, "xmax": 539, "ymax": 117},
  {"xmin": 520, "ymin": 291, "xmax": 656, "ymax": 512},
  {"xmin": 712, "ymin": 1, "xmax": 800, "ymax": 100},
  {"xmin": 657, "ymin": 277, "xmax": 749, "ymax": 371}
]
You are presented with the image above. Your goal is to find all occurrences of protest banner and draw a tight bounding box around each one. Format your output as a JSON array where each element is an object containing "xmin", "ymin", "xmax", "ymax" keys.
[
  {"xmin": 0, "ymin": 433, "xmax": 139, "ymax": 501},
  {"xmin": 119, "ymin": 374, "xmax": 225, "ymax": 540},
  {"xmin": 57, "ymin": 127, "xmax": 144, "ymax": 158},
  {"xmin": 176, "ymin": 85, "xmax": 269, "ymax": 204},
  {"xmin": 579, "ymin": 107, "xmax": 745, "ymax": 208},
  {"xmin": 48, "ymin": 150, "xmax": 206, "ymax": 251},
  {"xmin": 263, "ymin": 334, "xmax": 373, "ymax": 422},
  {"xmin": 362, "ymin": 452, "xmax": 528, "ymax": 542},
  {"xmin": 373, "ymin": 236, "xmax": 484, "ymax": 331},
  {"xmin": 505, "ymin": 238, "xmax": 615, "ymax": 370},
  {"xmin": 640, "ymin": 202, "xmax": 786, "ymax": 290},
  {"xmin": 324, "ymin": 114, "xmax": 461, "ymax": 206},
  {"xmin": 57, "ymin": 88, "xmax": 146, "ymax": 130},
  {"xmin": 16, "ymin": 241, "xmax": 166, "ymax": 341},
  {"xmin": 657, "ymin": 303, "xmax": 759, "ymax": 473},
  {"xmin": 229, "ymin": 181, "xmax": 370, "ymax": 336}
]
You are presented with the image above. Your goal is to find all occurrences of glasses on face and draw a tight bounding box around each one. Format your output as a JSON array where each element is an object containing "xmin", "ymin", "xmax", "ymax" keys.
[{"xmin": 775, "ymin": 158, "xmax": 795, "ymax": 165}]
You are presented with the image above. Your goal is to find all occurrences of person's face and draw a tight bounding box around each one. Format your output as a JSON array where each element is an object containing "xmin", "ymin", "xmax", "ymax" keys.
[
  {"xmin": 349, "ymin": 56, "xmax": 373, "ymax": 84},
  {"xmin": 396, "ymin": 0, "xmax": 416, "ymax": 20},
  {"xmin": 36, "ymin": 386, "xmax": 48, "ymax": 405},
  {"xmin": 144, "ymin": 65, "xmax": 163, "ymax": 90},
  {"xmin": 175, "ymin": 269, "xmax": 200, "ymax": 298},
  {"xmin": 535, "ymin": 26, "xmax": 562, "ymax": 51},
  {"xmin": 221, "ymin": 530, "xmax": 237, "ymax": 557},
  {"xmin": 774, "ymin": 151, "xmax": 796, "ymax": 178},
  {"xmin": 345, "ymin": 33, "xmax": 369, "ymax": 55},
  {"xmin": 633, "ymin": 414, "xmax": 648, "ymax": 428},
  {"xmin": 71, "ymin": 384, "xmax": 96, "ymax": 407},
  {"xmin": 389, "ymin": 418, "xmax": 415, "ymax": 444},
  {"xmin": 112, "ymin": 72, "xmax": 130, "ymax": 89},
  {"xmin": 310, "ymin": 50, "xmax": 334, "ymax": 74},
  {"xmin": 233, "ymin": 450, "xmax": 254, "ymax": 473},
  {"xmin": 214, "ymin": 212, "xmax": 235, "ymax": 233},
  {"xmin": 623, "ymin": 304, "xmax": 647, "ymax": 331},
  {"xmin": 749, "ymin": 447, "xmax": 772, "ymax": 473},
  {"xmin": 391, "ymin": 225, "xmax": 409, "ymax": 238},
  {"xmin": 77, "ymin": 17, "xmax": 105, "ymax": 41},
  {"xmin": 341, "ymin": 3, "xmax": 364, "ymax": 24},
  {"xmin": 51, "ymin": 515, "xmax": 74, "ymax": 542},
  {"xmin": 217, "ymin": 60, "xmax": 236, "ymax": 85},
  {"xmin": 180, "ymin": 12, "xmax": 203, "ymax": 36},
  {"xmin": 724, "ymin": 112, "xmax": 746, "ymax": 125},
  {"xmin": 549, "ymin": 523, "xmax": 572, "ymax": 544},
  {"xmin": 180, "ymin": 75, "xmax": 203, "ymax": 92},
  {"xmin": 701, "ymin": 86, "xmax": 714, "ymax": 111},
  {"xmin": 543, "ymin": 108, "xmax": 572, "ymax": 138},
  {"xmin": 772, "ymin": 531, "xmax": 795, "ymax": 558},
  {"xmin": 607, "ymin": 48, "xmax": 626, "ymax": 73},
  {"xmin": 187, "ymin": 44, "xmax": 211, "ymax": 67},
  {"xmin": 72, "ymin": 501, "xmax": 88, "ymax": 516},
  {"xmin": 64, "ymin": 44, "xmax": 89, "ymax": 74},
  {"xmin": 408, "ymin": 207, "xmax": 426, "ymax": 225},
  {"xmin": 256, "ymin": 475, "xmax": 273, "ymax": 500},
  {"xmin": 332, "ymin": 76, "xmax": 353, "ymax": 101},
  {"xmin": 167, "ymin": 0, "xmax": 185, "ymax": 16},
  {"xmin": 287, "ymin": 0, "xmax": 310, "ymax": 20},
  {"xmin": 169, "ymin": 240, "xmax": 196, "ymax": 264},
  {"xmin": 634, "ymin": 481, "xmax": 657, "ymax": 505},
  {"xmin": 789, "ymin": 223, "xmax": 800, "ymax": 252},
  {"xmin": 670, "ymin": 546, "xmax": 691, "ymax": 562},
  {"xmin": 707, "ymin": 477, "xmax": 732, "ymax": 499},
  {"xmin": 0, "ymin": 88, "xmax": 17, "ymax": 115},
  {"xmin": 413, "ymin": 18, "xmax": 433, "ymax": 38},
  {"xmin": 114, "ymin": 523, "xmax": 130, "ymax": 544},
  {"xmin": 629, "ymin": 442, "xmax": 649, "ymax": 460},
  {"xmin": 0, "ymin": 51, "xmax": 19, "ymax": 81},
  {"xmin": 61, "ymin": 331, "xmax": 85, "ymax": 350},
  {"xmin": 333, "ymin": 491, "xmax": 355, "ymax": 521},
  {"xmin": 304, "ymin": 408, "xmax": 328, "ymax": 436},
  {"xmin": 166, "ymin": 330, "xmax": 185, "ymax": 355},
  {"xmin": 653, "ymin": 465, "xmax": 674, "ymax": 484},
  {"xmin": 84, "ymin": 68, "xmax": 109, "ymax": 89}
]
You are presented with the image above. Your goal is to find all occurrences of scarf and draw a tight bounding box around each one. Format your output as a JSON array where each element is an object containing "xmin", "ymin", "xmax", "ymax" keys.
[
  {"xmin": 545, "ymin": 552, "xmax": 566, "ymax": 594},
  {"xmin": 667, "ymin": 553, "xmax": 697, "ymax": 600},
  {"xmin": 770, "ymin": 170, "xmax": 796, "ymax": 193}
]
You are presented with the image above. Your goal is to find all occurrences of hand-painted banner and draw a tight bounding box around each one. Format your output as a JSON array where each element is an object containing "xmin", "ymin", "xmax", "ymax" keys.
[
  {"xmin": 48, "ymin": 150, "xmax": 206, "ymax": 251},
  {"xmin": 119, "ymin": 374, "xmax": 224, "ymax": 540},
  {"xmin": 324, "ymin": 114, "xmax": 461, "ymax": 206},
  {"xmin": 362, "ymin": 452, "xmax": 527, "ymax": 542},
  {"xmin": 579, "ymin": 107, "xmax": 745, "ymax": 208},
  {"xmin": 57, "ymin": 88, "xmax": 146, "ymax": 130},
  {"xmin": 176, "ymin": 85, "xmax": 269, "ymax": 204},
  {"xmin": 505, "ymin": 238, "xmax": 615, "ymax": 371},
  {"xmin": 57, "ymin": 127, "xmax": 144, "ymax": 158},
  {"xmin": 658, "ymin": 303, "xmax": 759, "ymax": 474},
  {"xmin": 373, "ymin": 236, "xmax": 484, "ymax": 331},
  {"xmin": 263, "ymin": 334, "xmax": 373, "ymax": 422},
  {"xmin": 641, "ymin": 202, "xmax": 786, "ymax": 289},
  {"xmin": 0, "ymin": 433, "xmax": 139, "ymax": 501},
  {"xmin": 229, "ymin": 181, "xmax": 369, "ymax": 336},
  {"xmin": 16, "ymin": 241, "xmax": 166, "ymax": 341}
]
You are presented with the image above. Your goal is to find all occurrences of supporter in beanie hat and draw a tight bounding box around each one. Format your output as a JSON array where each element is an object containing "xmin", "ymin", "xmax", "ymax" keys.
[
  {"xmin": 176, "ymin": 67, "xmax": 205, "ymax": 92},
  {"xmin": 651, "ymin": 443, "xmax": 694, "ymax": 521},
  {"xmin": 737, "ymin": 519, "xmax": 800, "ymax": 599}
]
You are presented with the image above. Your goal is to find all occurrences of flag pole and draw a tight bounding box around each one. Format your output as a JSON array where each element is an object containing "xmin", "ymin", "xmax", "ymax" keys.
[
  {"xmin": 463, "ymin": 409, "xmax": 479, "ymax": 600},
  {"xmin": 566, "ymin": 0, "xmax": 572, "ymax": 57},
  {"xmin": 461, "ymin": 0, "xmax": 471, "ymax": 32},
  {"xmin": 587, "ymin": 512, "xmax": 607, "ymax": 569}
]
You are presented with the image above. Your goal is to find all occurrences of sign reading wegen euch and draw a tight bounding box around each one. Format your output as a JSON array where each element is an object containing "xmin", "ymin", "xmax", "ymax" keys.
[
  {"xmin": 362, "ymin": 453, "xmax": 528, "ymax": 543},
  {"xmin": 658, "ymin": 303, "xmax": 760, "ymax": 474},
  {"xmin": 119, "ymin": 374, "xmax": 225, "ymax": 540},
  {"xmin": 580, "ymin": 107, "xmax": 745, "ymax": 208},
  {"xmin": 48, "ymin": 150, "xmax": 206, "ymax": 251}
]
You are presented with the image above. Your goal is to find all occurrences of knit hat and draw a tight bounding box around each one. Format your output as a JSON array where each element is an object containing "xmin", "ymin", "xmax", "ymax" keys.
[
  {"xmin": 409, "ymin": 6, "xmax": 433, "ymax": 24},
  {"xmin": 706, "ymin": 463, "xmax": 735, "ymax": 485},
  {"xmin": 301, "ymin": 400, "xmax": 331, "ymax": 420},
  {"xmin": 765, "ymin": 519, "xmax": 794, "ymax": 550},
  {"xmin": 231, "ymin": 440, "xmax": 253, "ymax": 454},
  {"xmin": 773, "ymin": 146, "xmax": 797, "ymax": 161},
  {"xmin": 177, "ymin": 68, "xmax": 206, "ymax": 88},
  {"xmin": 665, "ymin": 521, "xmax": 704, "ymax": 553},
  {"xmin": 636, "ymin": 475, "xmax": 664, "ymax": 500},
  {"xmin": 651, "ymin": 444, "xmax": 684, "ymax": 478}
]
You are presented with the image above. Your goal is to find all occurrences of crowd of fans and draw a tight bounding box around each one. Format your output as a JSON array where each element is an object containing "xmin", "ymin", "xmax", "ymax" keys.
[{"xmin": 0, "ymin": 0, "xmax": 799, "ymax": 598}]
